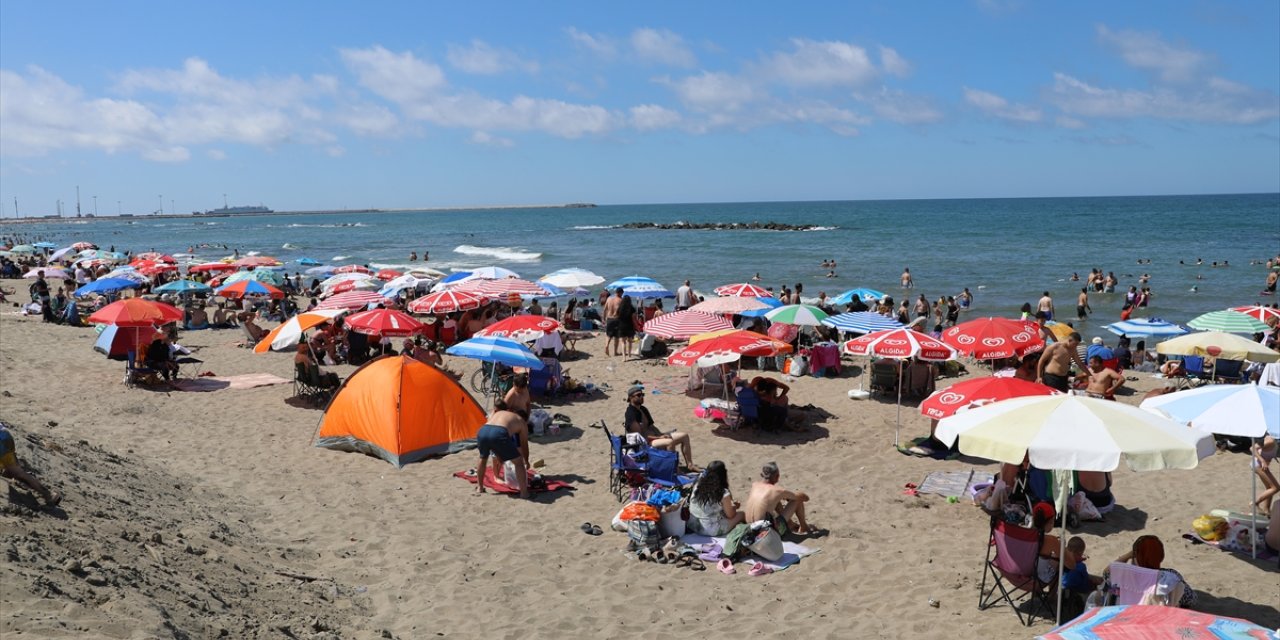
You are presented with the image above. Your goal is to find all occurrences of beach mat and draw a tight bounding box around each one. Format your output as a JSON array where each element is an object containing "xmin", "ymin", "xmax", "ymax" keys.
[
  {"xmin": 916, "ymin": 469, "xmax": 979, "ymax": 499},
  {"xmin": 1181, "ymin": 529, "xmax": 1277, "ymax": 562},
  {"xmin": 173, "ymin": 373, "xmax": 291, "ymax": 392},
  {"xmin": 679, "ymin": 533, "xmax": 817, "ymax": 571},
  {"xmin": 453, "ymin": 468, "xmax": 574, "ymax": 494}
]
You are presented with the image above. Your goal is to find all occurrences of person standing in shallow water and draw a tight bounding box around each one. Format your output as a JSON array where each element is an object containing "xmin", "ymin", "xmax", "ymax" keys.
[{"xmin": 901, "ymin": 267, "xmax": 913, "ymax": 289}]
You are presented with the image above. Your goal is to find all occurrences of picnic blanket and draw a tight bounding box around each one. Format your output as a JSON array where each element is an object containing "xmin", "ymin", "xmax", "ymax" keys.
[
  {"xmin": 172, "ymin": 373, "xmax": 291, "ymax": 392},
  {"xmin": 679, "ymin": 533, "xmax": 818, "ymax": 571},
  {"xmin": 916, "ymin": 469, "xmax": 980, "ymax": 498},
  {"xmin": 452, "ymin": 468, "xmax": 574, "ymax": 494}
]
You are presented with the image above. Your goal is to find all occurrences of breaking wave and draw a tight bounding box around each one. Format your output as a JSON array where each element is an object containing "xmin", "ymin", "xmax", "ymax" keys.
[{"xmin": 453, "ymin": 245, "xmax": 542, "ymax": 262}]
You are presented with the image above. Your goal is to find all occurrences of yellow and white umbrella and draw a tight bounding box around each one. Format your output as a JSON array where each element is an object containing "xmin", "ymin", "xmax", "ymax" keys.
[{"xmin": 1155, "ymin": 330, "xmax": 1279, "ymax": 362}]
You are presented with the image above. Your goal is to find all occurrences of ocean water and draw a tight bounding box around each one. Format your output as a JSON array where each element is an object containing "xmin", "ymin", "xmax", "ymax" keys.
[{"xmin": 6, "ymin": 193, "xmax": 1279, "ymax": 340}]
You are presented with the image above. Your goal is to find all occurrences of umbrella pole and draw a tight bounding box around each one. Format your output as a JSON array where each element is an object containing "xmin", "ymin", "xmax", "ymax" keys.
[
  {"xmin": 895, "ymin": 360, "xmax": 903, "ymax": 448},
  {"xmin": 1056, "ymin": 472, "xmax": 1072, "ymax": 625},
  {"xmin": 1251, "ymin": 460, "xmax": 1258, "ymax": 560}
]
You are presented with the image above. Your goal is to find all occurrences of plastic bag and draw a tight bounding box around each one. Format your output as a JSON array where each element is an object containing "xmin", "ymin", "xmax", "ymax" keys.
[
  {"xmin": 1069, "ymin": 491, "xmax": 1103, "ymax": 521},
  {"xmin": 1192, "ymin": 514, "xmax": 1228, "ymax": 541},
  {"xmin": 620, "ymin": 502, "xmax": 660, "ymax": 522}
]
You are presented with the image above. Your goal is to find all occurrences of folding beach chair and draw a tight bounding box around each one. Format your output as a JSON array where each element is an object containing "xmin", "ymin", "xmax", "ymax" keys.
[
  {"xmin": 1208, "ymin": 358, "xmax": 1244, "ymax": 384},
  {"xmin": 602, "ymin": 421, "xmax": 693, "ymax": 501},
  {"xmin": 978, "ymin": 516, "xmax": 1055, "ymax": 626},
  {"xmin": 729, "ymin": 383, "xmax": 761, "ymax": 431},
  {"xmin": 1181, "ymin": 356, "xmax": 1206, "ymax": 380},
  {"xmin": 124, "ymin": 351, "xmax": 160, "ymax": 388},
  {"xmin": 1102, "ymin": 562, "xmax": 1182, "ymax": 606},
  {"xmin": 293, "ymin": 362, "xmax": 336, "ymax": 406}
]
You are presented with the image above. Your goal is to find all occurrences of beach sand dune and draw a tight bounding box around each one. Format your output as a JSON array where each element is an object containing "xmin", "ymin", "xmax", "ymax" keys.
[{"xmin": 1, "ymin": 313, "xmax": 1276, "ymax": 638}]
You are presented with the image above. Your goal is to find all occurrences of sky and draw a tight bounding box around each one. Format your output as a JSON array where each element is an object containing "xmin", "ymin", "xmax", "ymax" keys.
[{"xmin": 1, "ymin": 1, "xmax": 1278, "ymax": 215}]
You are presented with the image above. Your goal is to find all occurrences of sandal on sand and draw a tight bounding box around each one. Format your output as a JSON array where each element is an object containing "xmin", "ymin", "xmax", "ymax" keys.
[
  {"xmin": 661, "ymin": 538, "xmax": 680, "ymax": 562},
  {"xmin": 717, "ymin": 558, "xmax": 736, "ymax": 575},
  {"xmin": 581, "ymin": 522, "xmax": 594, "ymax": 534},
  {"xmin": 749, "ymin": 562, "xmax": 773, "ymax": 576},
  {"xmin": 43, "ymin": 490, "xmax": 62, "ymax": 508}
]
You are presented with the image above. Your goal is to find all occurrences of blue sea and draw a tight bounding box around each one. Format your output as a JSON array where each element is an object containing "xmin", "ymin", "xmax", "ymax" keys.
[{"xmin": 6, "ymin": 193, "xmax": 1279, "ymax": 340}]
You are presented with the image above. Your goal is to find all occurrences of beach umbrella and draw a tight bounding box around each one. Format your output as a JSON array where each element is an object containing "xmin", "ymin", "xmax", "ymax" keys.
[
  {"xmin": 605, "ymin": 275, "xmax": 675, "ymax": 299},
  {"xmin": 9, "ymin": 244, "xmax": 37, "ymax": 254},
  {"xmin": 71, "ymin": 242, "xmax": 97, "ymax": 251},
  {"xmin": 379, "ymin": 274, "xmax": 434, "ymax": 298},
  {"xmin": 87, "ymin": 298, "xmax": 184, "ymax": 327},
  {"xmin": 767, "ymin": 323, "xmax": 800, "ymax": 343},
  {"xmin": 132, "ymin": 260, "xmax": 179, "ymax": 277},
  {"xmin": 304, "ymin": 265, "xmax": 337, "ymax": 276},
  {"xmin": 447, "ymin": 336, "xmax": 545, "ymax": 369},
  {"xmin": 23, "ymin": 267, "xmax": 69, "ymax": 280},
  {"xmin": 74, "ymin": 277, "xmax": 142, "ymax": 297},
  {"xmin": 188, "ymin": 262, "xmax": 238, "ymax": 274},
  {"xmin": 937, "ymin": 396, "xmax": 1215, "ymax": 624},
  {"xmin": 320, "ymin": 272, "xmax": 374, "ymax": 288},
  {"xmin": 714, "ymin": 283, "xmax": 771, "ymax": 297},
  {"xmin": 233, "ymin": 256, "xmax": 283, "ymax": 268},
  {"xmin": 765, "ymin": 304, "xmax": 829, "ymax": 326},
  {"xmin": 296, "ymin": 257, "xmax": 322, "ymax": 266},
  {"xmin": 459, "ymin": 278, "xmax": 553, "ymax": 299},
  {"xmin": 1104, "ymin": 317, "xmax": 1189, "ymax": 339},
  {"xmin": 375, "ymin": 269, "xmax": 402, "ymax": 281},
  {"xmin": 93, "ymin": 324, "xmax": 153, "ymax": 360},
  {"xmin": 406, "ymin": 267, "xmax": 448, "ymax": 279},
  {"xmin": 153, "ymin": 279, "xmax": 212, "ymax": 294},
  {"xmin": 830, "ymin": 288, "xmax": 886, "ymax": 305},
  {"xmin": 76, "ymin": 258, "xmax": 115, "ymax": 270},
  {"xmin": 344, "ymin": 308, "xmax": 424, "ymax": 338},
  {"xmin": 1156, "ymin": 331, "xmax": 1280, "ymax": 362},
  {"xmin": 332, "ymin": 264, "xmax": 373, "ymax": 275},
  {"xmin": 475, "ymin": 315, "xmax": 562, "ymax": 342},
  {"xmin": 434, "ymin": 271, "xmax": 475, "ymax": 290},
  {"xmin": 253, "ymin": 309, "xmax": 347, "ymax": 353},
  {"xmin": 104, "ymin": 267, "xmax": 150, "ymax": 283},
  {"xmin": 844, "ymin": 327, "xmax": 959, "ymax": 447},
  {"xmin": 50, "ymin": 247, "xmax": 76, "ymax": 262},
  {"xmin": 941, "ymin": 317, "xmax": 1044, "ymax": 360},
  {"xmin": 316, "ymin": 290, "xmax": 389, "ymax": 311},
  {"xmin": 250, "ymin": 267, "xmax": 286, "ymax": 285},
  {"xmin": 642, "ymin": 310, "xmax": 733, "ymax": 340},
  {"xmin": 739, "ymin": 296, "xmax": 784, "ymax": 318},
  {"xmin": 1187, "ymin": 310, "xmax": 1269, "ymax": 334},
  {"xmin": 469, "ymin": 266, "xmax": 521, "ymax": 280},
  {"xmin": 31, "ymin": 242, "xmax": 57, "ymax": 249},
  {"xmin": 920, "ymin": 376, "xmax": 1059, "ymax": 420},
  {"xmin": 690, "ymin": 296, "xmax": 768, "ymax": 314},
  {"xmin": 1230, "ymin": 305, "xmax": 1280, "ymax": 324},
  {"xmin": 407, "ymin": 289, "xmax": 487, "ymax": 314},
  {"xmin": 822, "ymin": 311, "xmax": 903, "ymax": 335},
  {"xmin": 216, "ymin": 280, "xmax": 285, "ymax": 300},
  {"xmin": 323, "ymin": 278, "xmax": 382, "ymax": 297},
  {"xmin": 668, "ymin": 330, "xmax": 793, "ymax": 367},
  {"xmin": 1036, "ymin": 604, "xmax": 1273, "ymax": 640},
  {"xmin": 133, "ymin": 252, "xmax": 175, "ymax": 263},
  {"xmin": 1043, "ymin": 321, "xmax": 1077, "ymax": 342},
  {"xmin": 539, "ymin": 268, "xmax": 605, "ymax": 289}
]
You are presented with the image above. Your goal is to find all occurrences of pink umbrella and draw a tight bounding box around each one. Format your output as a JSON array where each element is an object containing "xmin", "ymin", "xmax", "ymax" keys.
[
  {"xmin": 24, "ymin": 267, "xmax": 69, "ymax": 279},
  {"xmin": 407, "ymin": 290, "xmax": 488, "ymax": 314},
  {"xmin": 643, "ymin": 310, "xmax": 733, "ymax": 340},
  {"xmin": 714, "ymin": 283, "xmax": 771, "ymax": 297},
  {"xmin": 767, "ymin": 322, "xmax": 800, "ymax": 343},
  {"xmin": 188, "ymin": 262, "xmax": 239, "ymax": 273},
  {"xmin": 690, "ymin": 296, "xmax": 769, "ymax": 314},
  {"xmin": 316, "ymin": 290, "xmax": 389, "ymax": 311},
  {"xmin": 844, "ymin": 327, "xmax": 959, "ymax": 446},
  {"xmin": 232, "ymin": 256, "xmax": 282, "ymax": 267}
]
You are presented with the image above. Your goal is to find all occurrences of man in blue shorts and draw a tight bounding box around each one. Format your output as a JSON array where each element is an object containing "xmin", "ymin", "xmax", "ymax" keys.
[{"xmin": 474, "ymin": 401, "xmax": 530, "ymax": 499}]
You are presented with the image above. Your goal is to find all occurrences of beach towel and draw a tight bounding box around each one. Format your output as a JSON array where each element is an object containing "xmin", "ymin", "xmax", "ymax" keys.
[
  {"xmin": 1181, "ymin": 529, "xmax": 1278, "ymax": 562},
  {"xmin": 643, "ymin": 375, "xmax": 689, "ymax": 396},
  {"xmin": 452, "ymin": 468, "xmax": 574, "ymax": 494},
  {"xmin": 916, "ymin": 469, "xmax": 979, "ymax": 499},
  {"xmin": 680, "ymin": 533, "xmax": 818, "ymax": 571},
  {"xmin": 172, "ymin": 373, "xmax": 291, "ymax": 392}
]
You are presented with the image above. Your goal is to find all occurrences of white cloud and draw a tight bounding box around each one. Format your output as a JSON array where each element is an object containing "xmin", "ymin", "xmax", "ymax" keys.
[
  {"xmin": 629, "ymin": 104, "xmax": 682, "ymax": 131},
  {"xmin": 334, "ymin": 103, "xmax": 402, "ymax": 137},
  {"xmin": 1054, "ymin": 115, "xmax": 1087, "ymax": 129},
  {"xmin": 446, "ymin": 40, "xmax": 539, "ymax": 75},
  {"xmin": 340, "ymin": 45, "xmax": 446, "ymax": 104},
  {"xmin": 1046, "ymin": 72, "xmax": 1279, "ymax": 124},
  {"xmin": 565, "ymin": 27, "xmax": 616, "ymax": 58},
  {"xmin": 760, "ymin": 39, "xmax": 878, "ymax": 88},
  {"xmin": 630, "ymin": 28, "xmax": 696, "ymax": 67},
  {"xmin": 878, "ymin": 46, "xmax": 912, "ymax": 78},
  {"xmin": 1096, "ymin": 25, "xmax": 1209, "ymax": 84},
  {"xmin": 1, "ymin": 66, "xmax": 166, "ymax": 157},
  {"xmin": 141, "ymin": 146, "xmax": 190, "ymax": 163},
  {"xmin": 206, "ymin": 149, "xmax": 227, "ymax": 160},
  {"xmin": 663, "ymin": 71, "xmax": 758, "ymax": 112},
  {"xmin": 469, "ymin": 131, "xmax": 515, "ymax": 147},
  {"xmin": 855, "ymin": 88, "xmax": 943, "ymax": 124},
  {"xmin": 963, "ymin": 87, "xmax": 1042, "ymax": 122},
  {"xmin": 325, "ymin": 145, "xmax": 346, "ymax": 157}
]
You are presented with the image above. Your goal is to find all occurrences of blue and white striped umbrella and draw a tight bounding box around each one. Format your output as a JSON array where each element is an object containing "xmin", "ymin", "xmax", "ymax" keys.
[
  {"xmin": 1141, "ymin": 384, "xmax": 1280, "ymax": 438},
  {"xmin": 1104, "ymin": 317, "xmax": 1189, "ymax": 338},
  {"xmin": 830, "ymin": 288, "xmax": 887, "ymax": 306},
  {"xmin": 823, "ymin": 311, "xmax": 904, "ymax": 334},
  {"xmin": 446, "ymin": 336, "xmax": 545, "ymax": 370},
  {"xmin": 604, "ymin": 275, "xmax": 674, "ymax": 299}
]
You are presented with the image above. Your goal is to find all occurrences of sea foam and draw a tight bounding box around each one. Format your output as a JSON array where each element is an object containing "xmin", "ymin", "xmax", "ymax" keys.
[{"xmin": 454, "ymin": 245, "xmax": 542, "ymax": 262}]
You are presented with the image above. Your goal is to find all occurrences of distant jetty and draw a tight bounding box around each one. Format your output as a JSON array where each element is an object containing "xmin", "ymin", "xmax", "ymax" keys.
[{"xmin": 620, "ymin": 221, "xmax": 828, "ymax": 231}]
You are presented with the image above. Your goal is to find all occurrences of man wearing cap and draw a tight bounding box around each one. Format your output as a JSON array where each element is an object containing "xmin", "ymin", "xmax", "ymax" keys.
[
  {"xmin": 743, "ymin": 462, "xmax": 812, "ymax": 535},
  {"xmin": 624, "ymin": 385, "xmax": 697, "ymax": 471}
]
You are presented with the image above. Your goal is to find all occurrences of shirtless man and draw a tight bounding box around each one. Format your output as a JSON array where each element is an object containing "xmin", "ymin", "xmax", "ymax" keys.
[
  {"xmin": 1266, "ymin": 270, "xmax": 1278, "ymax": 295},
  {"xmin": 901, "ymin": 267, "xmax": 914, "ymax": 289},
  {"xmin": 1037, "ymin": 291, "xmax": 1055, "ymax": 322},
  {"xmin": 474, "ymin": 402, "xmax": 530, "ymax": 499},
  {"xmin": 743, "ymin": 462, "xmax": 811, "ymax": 535},
  {"xmin": 1084, "ymin": 356, "xmax": 1123, "ymax": 399},
  {"xmin": 503, "ymin": 373, "xmax": 531, "ymax": 418},
  {"xmin": 1076, "ymin": 288, "xmax": 1091, "ymax": 321},
  {"xmin": 1036, "ymin": 332, "xmax": 1088, "ymax": 392},
  {"xmin": 603, "ymin": 288, "xmax": 623, "ymax": 356},
  {"xmin": 624, "ymin": 385, "xmax": 697, "ymax": 470}
]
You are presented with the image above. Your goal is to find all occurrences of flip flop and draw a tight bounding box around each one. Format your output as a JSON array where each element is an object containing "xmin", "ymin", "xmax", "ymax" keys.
[
  {"xmin": 717, "ymin": 558, "xmax": 736, "ymax": 575},
  {"xmin": 749, "ymin": 562, "xmax": 773, "ymax": 576},
  {"xmin": 590, "ymin": 525, "xmax": 603, "ymax": 536},
  {"xmin": 581, "ymin": 522, "xmax": 596, "ymax": 535}
]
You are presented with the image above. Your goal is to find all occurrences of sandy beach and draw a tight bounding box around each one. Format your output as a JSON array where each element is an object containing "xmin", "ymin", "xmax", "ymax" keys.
[{"xmin": 1, "ymin": 311, "xmax": 1277, "ymax": 639}]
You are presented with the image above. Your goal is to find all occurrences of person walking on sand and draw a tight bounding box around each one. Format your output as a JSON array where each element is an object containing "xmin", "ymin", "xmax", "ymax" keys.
[
  {"xmin": 0, "ymin": 422, "xmax": 61, "ymax": 509},
  {"xmin": 744, "ymin": 462, "xmax": 811, "ymax": 535},
  {"xmin": 474, "ymin": 402, "xmax": 530, "ymax": 499},
  {"xmin": 1037, "ymin": 291, "xmax": 1055, "ymax": 321},
  {"xmin": 603, "ymin": 288, "xmax": 623, "ymax": 356},
  {"xmin": 1077, "ymin": 287, "xmax": 1092, "ymax": 321}
]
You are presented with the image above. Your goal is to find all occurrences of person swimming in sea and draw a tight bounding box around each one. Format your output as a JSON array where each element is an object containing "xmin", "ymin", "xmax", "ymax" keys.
[{"xmin": 751, "ymin": 272, "xmax": 762, "ymax": 281}]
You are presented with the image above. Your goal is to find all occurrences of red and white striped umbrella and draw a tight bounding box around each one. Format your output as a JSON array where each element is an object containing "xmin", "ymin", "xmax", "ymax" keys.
[
  {"xmin": 460, "ymin": 278, "xmax": 553, "ymax": 298},
  {"xmin": 475, "ymin": 315, "xmax": 562, "ymax": 342},
  {"xmin": 333, "ymin": 264, "xmax": 373, "ymax": 275},
  {"xmin": 375, "ymin": 269, "xmax": 403, "ymax": 281},
  {"xmin": 188, "ymin": 262, "xmax": 239, "ymax": 273},
  {"xmin": 407, "ymin": 289, "xmax": 488, "ymax": 314},
  {"xmin": 940, "ymin": 317, "xmax": 1044, "ymax": 360},
  {"xmin": 344, "ymin": 308, "xmax": 424, "ymax": 337},
  {"xmin": 323, "ymin": 278, "xmax": 382, "ymax": 297},
  {"xmin": 77, "ymin": 258, "xmax": 116, "ymax": 269},
  {"xmin": 133, "ymin": 252, "xmax": 176, "ymax": 263},
  {"xmin": 714, "ymin": 282, "xmax": 771, "ymax": 297},
  {"xmin": 690, "ymin": 296, "xmax": 769, "ymax": 314},
  {"xmin": 844, "ymin": 327, "xmax": 957, "ymax": 362},
  {"xmin": 1231, "ymin": 305, "xmax": 1280, "ymax": 324},
  {"xmin": 920, "ymin": 376, "xmax": 1059, "ymax": 420},
  {"xmin": 643, "ymin": 310, "xmax": 733, "ymax": 340},
  {"xmin": 316, "ymin": 290, "xmax": 389, "ymax": 311}
]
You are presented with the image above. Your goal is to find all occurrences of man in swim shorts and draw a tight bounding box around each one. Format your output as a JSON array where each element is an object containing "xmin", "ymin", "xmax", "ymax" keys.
[
  {"xmin": 0, "ymin": 423, "xmax": 61, "ymax": 508},
  {"xmin": 743, "ymin": 462, "xmax": 811, "ymax": 535},
  {"xmin": 1036, "ymin": 332, "xmax": 1088, "ymax": 392},
  {"xmin": 1084, "ymin": 356, "xmax": 1123, "ymax": 399},
  {"xmin": 475, "ymin": 402, "xmax": 530, "ymax": 499},
  {"xmin": 603, "ymin": 288, "xmax": 623, "ymax": 356}
]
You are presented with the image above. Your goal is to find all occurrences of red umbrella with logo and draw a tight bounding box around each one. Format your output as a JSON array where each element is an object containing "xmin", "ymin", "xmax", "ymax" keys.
[
  {"xmin": 475, "ymin": 315, "xmax": 562, "ymax": 342},
  {"xmin": 408, "ymin": 290, "xmax": 488, "ymax": 314},
  {"xmin": 87, "ymin": 298, "xmax": 184, "ymax": 327},
  {"xmin": 919, "ymin": 376, "xmax": 1058, "ymax": 420},
  {"xmin": 940, "ymin": 317, "xmax": 1044, "ymax": 360},
  {"xmin": 714, "ymin": 283, "xmax": 771, "ymax": 297},
  {"xmin": 668, "ymin": 330, "xmax": 793, "ymax": 367},
  {"xmin": 344, "ymin": 308, "xmax": 424, "ymax": 337},
  {"xmin": 375, "ymin": 269, "xmax": 403, "ymax": 281},
  {"xmin": 843, "ymin": 327, "xmax": 959, "ymax": 446},
  {"xmin": 333, "ymin": 264, "xmax": 373, "ymax": 275}
]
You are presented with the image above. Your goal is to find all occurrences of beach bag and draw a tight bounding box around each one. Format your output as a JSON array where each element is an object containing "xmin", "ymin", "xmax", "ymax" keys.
[
  {"xmin": 789, "ymin": 355, "xmax": 808, "ymax": 377},
  {"xmin": 528, "ymin": 409, "xmax": 552, "ymax": 436},
  {"xmin": 746, "ymin": 527, "xmax": 784, "ymax": 562},
  {"xmin": 658, "ymin": 501, "xmax": 688, "ymax": 538},
  {"xmin": 620, "ymin": 502, "xmax": 660, "ymax": 522},
  {"xmin": 627, "ymin": 519, "xmax": 660, "ymax": 550}
]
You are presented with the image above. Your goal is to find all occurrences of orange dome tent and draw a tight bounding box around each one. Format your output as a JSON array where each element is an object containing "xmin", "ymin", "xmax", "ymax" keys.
[{"xmin": 314, "ymin": 355, "xmax": 486, "ymax": 467}]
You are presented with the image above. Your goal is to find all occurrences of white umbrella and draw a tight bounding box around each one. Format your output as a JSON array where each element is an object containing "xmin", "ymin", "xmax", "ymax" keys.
[
  {"xmin": 469, "ymin": 266, "xmax": 521, "ymax": 280},
  {"xmin": 936, "ymin": 394, "xmax": 1214, "ymax": 624},
  {"xmin": 540, "ymin": 268, "xmax": 605, "ymax": 289}
]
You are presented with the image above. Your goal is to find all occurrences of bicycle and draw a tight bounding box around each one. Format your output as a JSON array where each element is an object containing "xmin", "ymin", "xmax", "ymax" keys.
[{"xmin": 469, "ymin": 362, "xmax": 514, "ymax": 399}]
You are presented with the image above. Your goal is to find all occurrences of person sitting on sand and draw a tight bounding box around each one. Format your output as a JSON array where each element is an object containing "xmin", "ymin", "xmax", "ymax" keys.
[
  {"xmin": 751, "ymin": 376, "xmax": 793, "ymax": 431},
  {"xmin": 1083, "ymin": 355, "xmax": 1123, "ymax": 399},
  {"xmin": 743, "ymin": 462, "xmax": 811, "ymax": 535},
  {"xmin": 240, "ymin": 312, "xmax": 267, "ymax": 342},
  {"xmin": 144, "ymin": 333, "xmax": 179, "ymax": 382},
  {"xmin": 1106, "ymin": 535, "xmax": 1196, "ymax": 607},
  {"xmin": 1032, "ymin": 502, "xmax": 1063, "ymax": 586},
  {"xmin": 474, "ymin": 401, "xmax": 530, "ymax": 499},
  {"xmin": 211, "ymin": 303, "xmax": 237, "ymax": 328},
  {"xmin": 687, "ymin": 461, "xmax": 746, "ymax": 536},
  {"xmin": 1061, "ymin": 536, "xmax": 1103, "ymax": 596},
  {"xmin": 186, "ymin": 305, "xmax": 209, "ymax": 330},
  {"xmin": 0, "ymin": 422, "xmax": 62, "ymax": 509},
  {"xmin": 624, "ymin": 385, "xmax": 697, "ymax": 471}
]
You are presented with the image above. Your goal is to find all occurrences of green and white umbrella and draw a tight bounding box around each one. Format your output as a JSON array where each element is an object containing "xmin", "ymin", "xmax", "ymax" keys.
[
  {"xmin": 1186, "ymin": 310, "xmax": 1269, "ymax": 334},
  {"xmin": 764, "ymin": 304, "xmax": 829, "ymax": 326}
]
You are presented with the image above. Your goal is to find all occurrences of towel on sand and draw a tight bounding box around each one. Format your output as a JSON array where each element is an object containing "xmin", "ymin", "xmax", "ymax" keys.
[
  {"xmin": 172, "ymin": 373, "xmax": 291, "ymax": 392},
  {"xmin": 917, "ymin": 469, "xmax": 978, "ymax": 498},
  {"xmin": 453, "ymin": 468, "xmax": 574, "ymax": 494},
  {"xmin": 679, "ymin": 533, "xmax": 818, "ymax": 571}
]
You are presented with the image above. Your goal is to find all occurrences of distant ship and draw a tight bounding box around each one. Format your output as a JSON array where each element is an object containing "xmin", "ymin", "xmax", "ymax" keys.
[{"xmin": 198, "ymin": 205, "xmax": 273, "ymax": 215}]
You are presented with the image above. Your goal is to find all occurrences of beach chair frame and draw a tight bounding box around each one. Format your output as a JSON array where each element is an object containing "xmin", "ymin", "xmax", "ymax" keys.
[{"xmin": 978, "ymin": 515, "xmax": 1055, "ymax": 626}]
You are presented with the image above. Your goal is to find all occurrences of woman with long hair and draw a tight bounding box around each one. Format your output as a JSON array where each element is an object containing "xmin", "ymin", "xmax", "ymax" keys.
[{"xmin": 688, "ymin": 461, "xmax": 745, "ymax": 536}]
